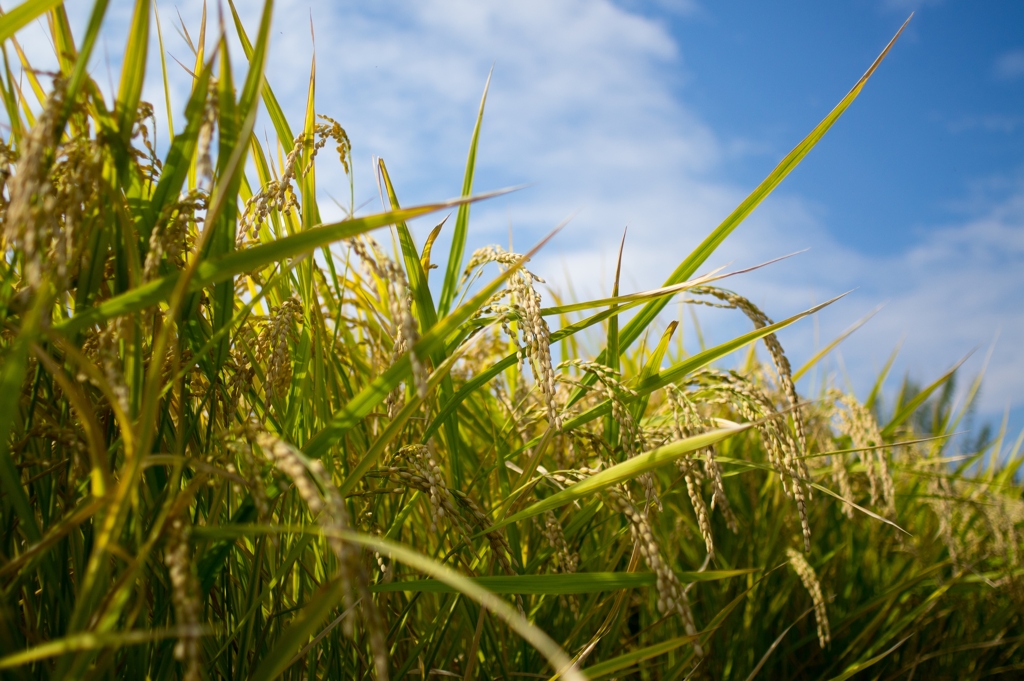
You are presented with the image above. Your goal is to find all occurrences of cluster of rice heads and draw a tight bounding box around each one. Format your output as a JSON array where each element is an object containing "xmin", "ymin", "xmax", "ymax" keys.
[{"xmin": 1, "ymin": 3, "xmax": 1022, "ymax": 680}]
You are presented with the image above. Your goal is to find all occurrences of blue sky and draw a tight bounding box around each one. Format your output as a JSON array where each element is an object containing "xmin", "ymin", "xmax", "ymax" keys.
[{"xmin": 19, "ymin": 0, "xmax": 1024, "ymax": 447}]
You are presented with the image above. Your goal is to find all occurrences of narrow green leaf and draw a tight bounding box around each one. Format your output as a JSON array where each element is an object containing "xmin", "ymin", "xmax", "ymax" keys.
[
  {"xmin": 437, "ymin": 68, "xmax": 491, "ymax": 317},
  {"xmin": 792, "ymin": 304, "xmax": 881, "ymax": 382},
  {"xmin": 825, "ymin": 636, "xmax": 912, "ymax": 681},
  {"xmin": 379, "ymin": 158, "xmax": 438, "ymax": 331},
  {"xmin": 226, "ymin": 0, "xmax": 293, "ymax": 146},
  {"xmin": 372, "ymin": 569, "xmax": 754, "ymax": 595},
  {"xmin": 881, "ymin": 354, "xmax": 969, "ymax": 438},
  {"xmin": 866, "ymin": 340, "xmax": 901, "ymax": 411},
  {"xmin": 483, "ymin": 425, "xmax": 748, "ymax": 534},
  {"xmin": 0, "ymin": 627, "xmax": 209, "ymax": 670},
  {"xmin": 115, "ymin": 0, "xmax": 151, "ymax": 143},
  {"xmin": 0, "ymin": 0, "xmax": 64, "ymax": 45},
  {"xmin": 569, "ymin": 17, "xmax": 910, "ymax": 405},
  {"xmin": 582, "ymin": 636, "xmax": 695, "ymax": 679},
  {"xmin": 630, "ymin": 320, "xmax": 677, "ymax": 423}
]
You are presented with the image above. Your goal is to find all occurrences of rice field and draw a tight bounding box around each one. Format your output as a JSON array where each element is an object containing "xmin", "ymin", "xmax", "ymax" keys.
[{"xmin": 0, "ymin": 2, "xmax": 1022, "ymax": 679}]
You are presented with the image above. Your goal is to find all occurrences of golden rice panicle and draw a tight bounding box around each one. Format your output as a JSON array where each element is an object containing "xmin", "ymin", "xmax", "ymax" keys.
[
  {"xmin": 385, "ymin": 255, "xmax": 426, "ymax": 401},
  {"xmin": 226, "ymin": 323, "xmax": 260, "ymax": 418},
  {"xmin": 163, "ymin": 513, "xmax": 202, "ymax": 681},
  {"xmin": 308, "ymin": 114, "xmax": 352, "ymax": 174},
  {"xmin": 346, "ymin": 236, "xmax": 426, "ymax": 407},
  {"xmin": 830, "ymin": 389, "xmax": 896, "ymax": 514},
  {"xmin": 95, "ymin": 319, "xmax": 131, "ymax": 417},
  {"xmin": 131, "ymin": 102, "xmax": 163, "ymax": 181},
  {"xmin": 0, "ymin": 140, "xmax": 16, "ymax": 215},
  {"xmin": 247, "ymin": 426, "xmax": 389, "ymax": 676},
  {"xmin": 5, "ymin": 76, "xmax": 68, "ymax": 290},
  {"xmin": 239, "ymin": 133, "xmax": 302, "ymax": 243},
  {"xmin": 666, "ymin": 389, "xmax": 714, "ymax": 555},
  {"xmin": 981, "ymin": 491, "xmax": 1024, "ymax": 596},
  {"xmin": 559, "ymin": 359, "xmax": 661, "ymax": 506},
  {"xmin": 540, "ymin": 510, "xmax": 579, "ymax": 574},
  {"xmin": 382, "ymin": 456, "xmax": 523, "ymax": 592},
  {"xmin": 689, "ymin": 287, "xmax": 811, "ymax": 482},
  {"xmin": 831, "ymin": 450, "xmax": 856, "ymax": 519},
  {"xmin": 144, "ymin": 189, "xmax": 205, "ymax": 281},
  {"xmin": 396, "ymin": 444, "xmax": 448, "ymax": 532},
  {"xmin": 668, "ymin": 386, "xmax": 738, "ymax": 536},
  {"xmin": 606, "ymin": 487, "xmax": 703, "ymax": 657},
  {"xmin": 261, "ymin": 296, "xmax": 303, "ymax": 400},
  {"xmin": 465, "ymin": 246, "xmax": 561, "ymax": 430},
  {"xmin": 700, "ymin": 371, "xmax": 811, "ymax": 550},
  {"xmin": 306, "ymin": 455, "xmax": 390, "ymax": 679},
  {"xmin": 786, "ymin": 547, "xmax": 831, "ymax": 649},
  {"xmin": 195, "ymin": 80, "xmax": 219, "ymax": 184},
  {"xmin": 540, "ymin": 510, "xmax": 580, "ymax": 616},
  {"xmin": 678, "ymin": 458, "xmax": 714, "ymax": 558}
]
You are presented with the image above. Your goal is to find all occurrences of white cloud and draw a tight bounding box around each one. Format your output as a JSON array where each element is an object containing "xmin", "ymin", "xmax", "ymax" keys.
[
  {"xmin": 995, "ymin": 48, "xmax": 1024, "ymax": 81},
  {"xmin": 879, "ymin": 0, "xmax": 942, "ymax": 13},
  {"xmin": 946, "ymin": 114, "xmax": 1024, "ymax": 134}
]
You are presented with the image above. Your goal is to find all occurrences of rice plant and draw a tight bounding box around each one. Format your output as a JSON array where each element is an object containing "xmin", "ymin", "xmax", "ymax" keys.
[{"xmin": 0, "ymin": 2, "xmax": 1021, "ymax": 679}]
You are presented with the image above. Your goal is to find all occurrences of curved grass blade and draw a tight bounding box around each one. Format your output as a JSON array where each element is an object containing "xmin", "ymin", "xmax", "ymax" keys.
[
  {"xmin": 630, "ymin": 320, "xmax": 677, "ymax": 422},
  {"xmin": 0, "ymin": 627, "xmax": 212, "ymax": 670},
  {"xmin": 866, "ymin": 340, "xmax": 902, "ymax": 411},
  {"xmin": 372, "ymin": 569, "xmax": 754, "ymax": 595},
  {"xmin": 483, "ymin": 425, "xmax": 749, "ymax": 534},
  {"xmin": 825, "ymin": 636, "xmax": 911, "ymax": 681},
  {"xmin": 581, "ymin": 635, "xmax": 696, "ymax": 680},
  {"xmin": 242, "ymin": 528, "xmax": 585, "ymax": 681},
  {"xmin": 744, "ymin": 608, "xmax": 814, "ymax": 681}
]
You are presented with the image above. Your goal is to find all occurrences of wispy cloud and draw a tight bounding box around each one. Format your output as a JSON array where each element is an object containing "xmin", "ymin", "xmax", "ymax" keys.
[
  {"xmin": 946, "ymin": 114, "xmax": 1024, "ymax": 134},
  {"xmin": 879, "ymin": 0, "xmax": 942, "ymax": 14},
  {"xmin": 994, "ymin": 48, "xmax": 1024, "ymax": 81}
]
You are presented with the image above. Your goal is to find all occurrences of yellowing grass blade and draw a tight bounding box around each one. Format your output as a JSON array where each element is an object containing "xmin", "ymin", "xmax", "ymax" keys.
[{"xmin": 0, "ymin": 0, "xmax": 64, "ymax": 44}]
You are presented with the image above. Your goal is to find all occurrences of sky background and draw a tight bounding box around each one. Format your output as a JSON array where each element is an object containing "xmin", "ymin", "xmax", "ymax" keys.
[{"xmin": 16, "ymin": 0, "xmax": 1024, "ymax": 449}]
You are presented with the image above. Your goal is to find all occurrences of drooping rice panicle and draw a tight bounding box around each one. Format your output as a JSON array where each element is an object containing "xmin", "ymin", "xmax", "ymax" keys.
[{"xmin": 786, "ymin": 547, "xmax": 831, "ymax": 649}]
